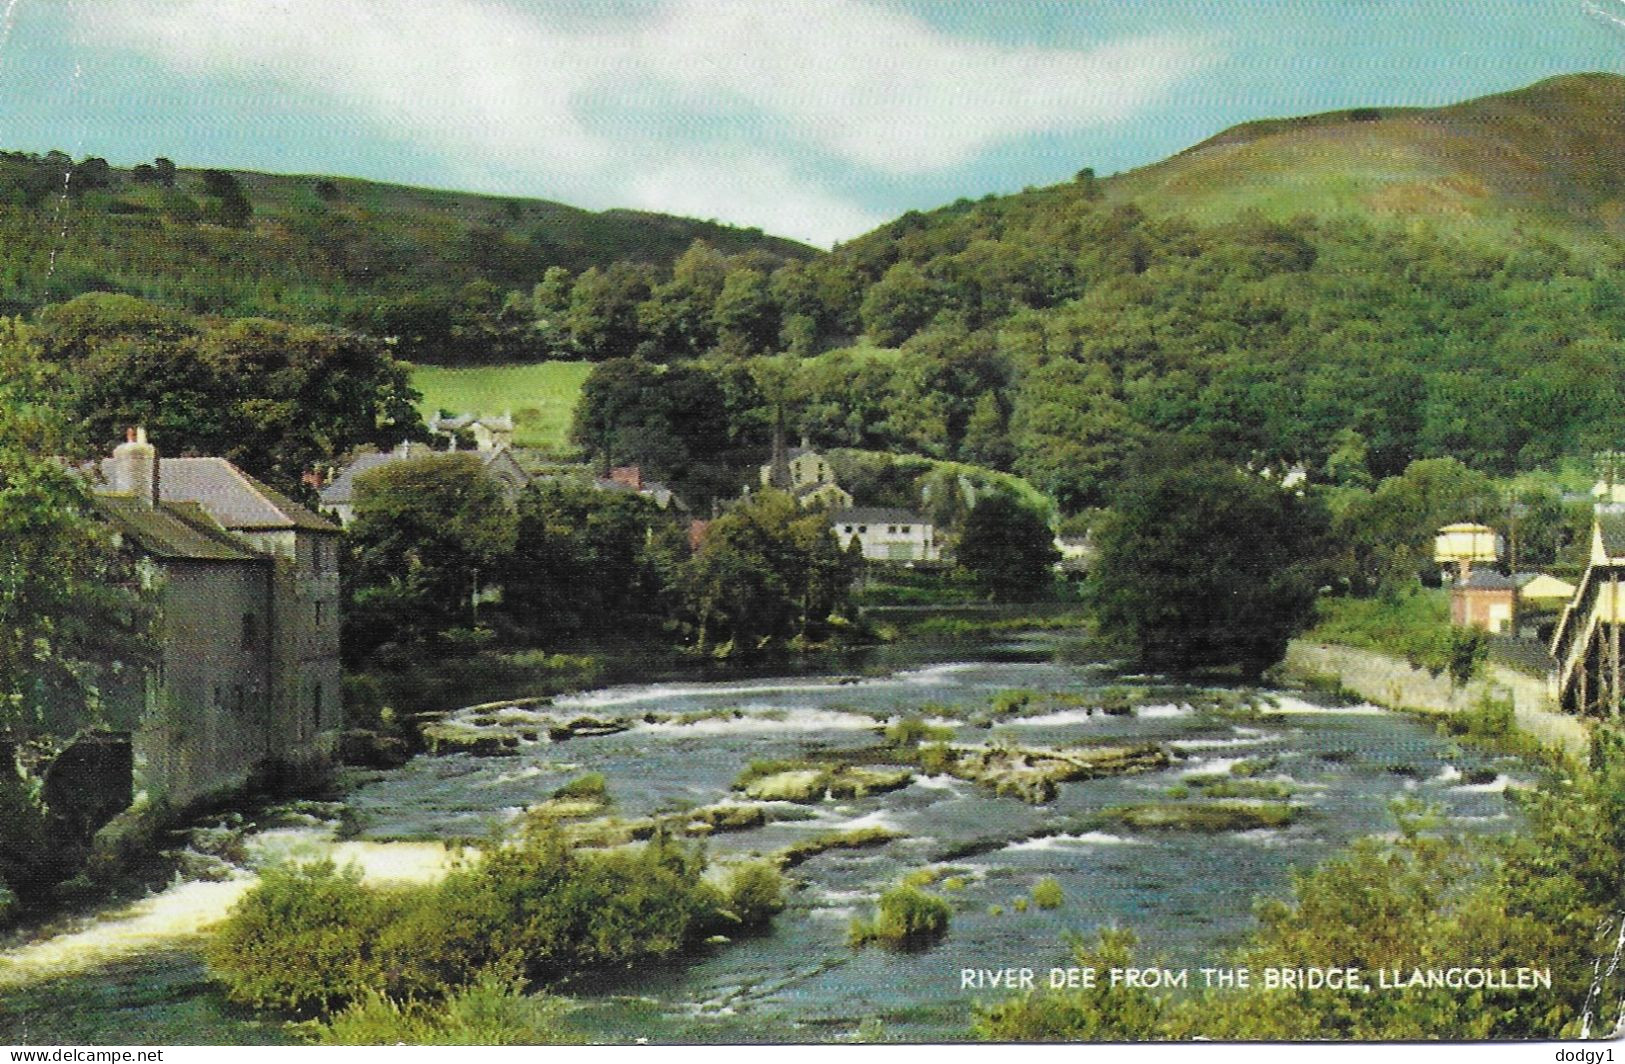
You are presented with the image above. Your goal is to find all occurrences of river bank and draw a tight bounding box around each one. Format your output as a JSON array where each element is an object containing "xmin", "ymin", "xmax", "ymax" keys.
[{"xmin": 1280, "ymin": 640, "xmax": 1591, "ymax": 758}]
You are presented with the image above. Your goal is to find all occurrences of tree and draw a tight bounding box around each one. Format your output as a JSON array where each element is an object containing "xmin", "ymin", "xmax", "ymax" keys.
[
  {"xmin": 570, "ymin": 359, "xmax": 729, "ymax": 490},
  {"xmin": 860, "ymin": 262, "xmax": 941, "ymax": 346},
  {"xmin": 35, "ymin": 294, "xmax": 421, "ymax": 495},
  {"xmin": 566, "ymin": 263, "xmax": 653, "ymax": 360},
  {"xmin": 712, "ymin": 267, "xmax": 780, "ymax": 357},
  {"xmin": 0, "ymin": 324, "xmax": 152, "ymax": 904},
  {"xmin": 344, "ymin": 454, "xmax": 515, "ymax": 662},
  {"xmin": 678, "ymin": 490, "xmax": 852, "ymax": 655},
  {"xmin": 1093, "ymin": 459, "xmax": 1332, "ymax": 678},
  {"xmin": 955, "ymin": 494, "xmax": 1058, "ymax": 601},
  {"xmin": 200, "ymin": 169, "xmax": 252, "ymax": 227},
  {"xmin": 499, "ymin": 481, "xmax": 682, "ymax": 639}
]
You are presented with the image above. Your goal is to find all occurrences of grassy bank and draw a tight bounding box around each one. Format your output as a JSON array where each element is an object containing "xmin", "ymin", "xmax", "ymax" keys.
[
  {"xmin": 1304, "ymin": 590, "xmax": 1488, "ymax": 681},
  {"xmin": 410, "ymin": 361, "xmax": 591, "ymax": 452}
]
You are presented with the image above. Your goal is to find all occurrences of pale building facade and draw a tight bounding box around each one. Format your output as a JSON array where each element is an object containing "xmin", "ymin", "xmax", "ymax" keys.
[{"xmin": 832, "ymin": 506, "xmax": 941, "ymax": 563}]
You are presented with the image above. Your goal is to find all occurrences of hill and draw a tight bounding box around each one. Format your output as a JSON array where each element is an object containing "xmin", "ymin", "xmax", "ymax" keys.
[
  {"xmin": 0, "ymin": 152, "xmax": 814, "ymax": 352},
  {"xmin": 692, "ymin": 73, "xmax": 1625, "ymax": 514},
  {"xmin": 1104, "ymin": 72, "xmax": 1625, "ymax": 253}
]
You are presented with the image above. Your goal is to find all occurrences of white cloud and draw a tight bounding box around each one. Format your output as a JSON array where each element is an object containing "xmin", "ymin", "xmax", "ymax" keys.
[
  {"xmin": 624, "ymin": 153, "xmax": 887, "ymax": 247},
  {"xmin": 69, "ymin": 0, "xmax": 1217, "ymax": 242}
]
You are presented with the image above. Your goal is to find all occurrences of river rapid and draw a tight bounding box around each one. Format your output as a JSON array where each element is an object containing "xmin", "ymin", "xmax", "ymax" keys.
[{"xmin": 0, "ymin": 631, "xmax": 1537, "ymax": 1044}]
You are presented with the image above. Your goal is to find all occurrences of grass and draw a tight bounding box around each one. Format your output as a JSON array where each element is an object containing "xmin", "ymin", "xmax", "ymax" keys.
[
  {"xmin": 410, "ymin": 361, "xmax": 592, "ymax": 452},
  {"xmin": 1305, "ymin": 590, "xmax": 1490, "ymax": 681},
  {"xmin": 777, "ymin": 827, "xmax": 904, "ymax": 868}
]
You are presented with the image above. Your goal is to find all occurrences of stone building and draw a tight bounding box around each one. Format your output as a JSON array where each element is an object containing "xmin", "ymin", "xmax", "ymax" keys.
[
  {"xmin": 759, "ymin": 434, "xmax": 853, "ymax": 511},
  {"xmin": 428, "ymin": 412, "xmax": 514, "ymax": 452},
  {"xmin": 90, "ymin": 429, "xmax": 343, "ymax": 810}
]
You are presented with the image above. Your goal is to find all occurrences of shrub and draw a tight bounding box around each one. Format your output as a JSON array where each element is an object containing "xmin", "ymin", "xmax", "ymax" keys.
[
  {"xmin": 886, "ymin": 715, "xmax": 953, "ymax": 746},
  {"xmin": 551, "ymin": 773, "xmax": 607, "ymax": 800},
  {"xmin": 850, "ymin": 884, "xmax": 951, "ymax": 947},
  {"xmin": 720, "ymin": 860, "xmax": 786, "ymax": 928},
  {"xmin": 1031, "ymin": 877, "xmax": 1064, "ymax": 910},
  {"xmin": 312, "ymin": 976, "xmax": 579, "ymax": 1046},
  {"xmin": 206, "ymin": 861, "xmax": 402, "ymax": 1014},
  {"xmin": 972, "ymin": 928, "xmax": 1165, "ymax": 1040},
  {"xmin": 991, "ymin": 689, "xmax": 1036, "ymax": 716},
  {"xmin": 917, "ymin": 743, "xmax": 955, "ymax": 775},
  {"xmin": 210, "ymin": 833, "xmax": 750, "ymax": 1016}
]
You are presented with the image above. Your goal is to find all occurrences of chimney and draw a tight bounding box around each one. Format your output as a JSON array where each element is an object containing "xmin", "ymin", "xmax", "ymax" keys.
[{"xmin": 109, "ymin": 427, "xmax": 160, "ymax": 506}]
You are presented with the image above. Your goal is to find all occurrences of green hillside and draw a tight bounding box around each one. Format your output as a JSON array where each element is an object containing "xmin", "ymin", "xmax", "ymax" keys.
[
  {"xmin": 0, "ymin": 152, "xmax": 814, "ymax": 354},
  {"xmin": 1105, "ymin": 72, "xmax": 1625, "ymax": 253}
]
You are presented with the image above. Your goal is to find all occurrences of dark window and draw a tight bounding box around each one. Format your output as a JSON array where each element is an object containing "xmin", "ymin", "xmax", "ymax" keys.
[
  {"xmin": 241, "ymin": 613, "xmax": 257, "ymax": 650},
  {"xmin": 314, "ymin": 600, "xmax": 325, "ymax": 626},
  {"xmin": 858, "ymin": 526, "xmax": 867, "ymax": 534},
  {"xmin": 235, "ymin": 685, "xmax": 244, "ymax": 714},
  {"xmin": 313, "ymin": 682, "xmax": 323, "ymax": 729}
]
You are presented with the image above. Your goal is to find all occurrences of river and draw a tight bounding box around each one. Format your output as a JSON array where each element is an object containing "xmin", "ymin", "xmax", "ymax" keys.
[{"xmin": 0, "ymin": 631, "xmax": 1535, "ymax": 1044}]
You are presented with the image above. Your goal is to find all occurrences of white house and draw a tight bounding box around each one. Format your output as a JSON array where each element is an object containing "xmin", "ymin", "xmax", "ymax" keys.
[{"xmin": 832, "ymin": 507, "xmax": 940, "ymax": 563}]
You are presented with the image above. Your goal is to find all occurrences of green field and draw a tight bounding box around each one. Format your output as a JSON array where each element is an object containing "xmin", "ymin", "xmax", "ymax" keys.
[{"xmin": 411, "ymin": 361, "xmax": 592, "ymax": 452}]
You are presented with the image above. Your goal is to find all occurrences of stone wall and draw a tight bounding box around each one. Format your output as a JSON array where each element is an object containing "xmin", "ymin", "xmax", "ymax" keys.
[{"xmin": 1282, "ymin": 640, "xmax": 1592, "ymax": 758}]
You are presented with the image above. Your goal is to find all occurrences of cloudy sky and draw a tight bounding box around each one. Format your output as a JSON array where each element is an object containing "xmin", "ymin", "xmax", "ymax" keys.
[{"xmin": 1, "ymin": 0, "xmax": 1621, "ymax": 246}]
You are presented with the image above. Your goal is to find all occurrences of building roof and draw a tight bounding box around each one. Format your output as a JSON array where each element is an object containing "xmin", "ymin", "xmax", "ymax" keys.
[
  {"xmin": 319, "ymin": 443, "xmax": 434, "ymax": 506},
  {"xmin": 157, "ymin": 457, "xmax": 338, "ymax": 533},
  {"xmin": 430, "ymin": 412, "xmax": 513, "ymax": 432},
  {"xmin": 94, "ymin": 494, "xmax": 267, "ymax": 563},
  {"xmin": 831, "ymin": 507, "xmax": 928, "ymax": 526},
  {"xmin": 1455, "ymin": 570, "xmax": 1518, "ymax": 591}
]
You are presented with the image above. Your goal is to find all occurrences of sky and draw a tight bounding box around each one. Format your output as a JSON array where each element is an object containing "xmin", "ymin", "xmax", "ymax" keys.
[{"xmin": 1, "ymin": 0, "xmax": 1622, "ymax": 247}]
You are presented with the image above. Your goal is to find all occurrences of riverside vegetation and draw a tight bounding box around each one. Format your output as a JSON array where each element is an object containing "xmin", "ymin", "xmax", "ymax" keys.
[
  {"xmin": 208, "ymin": 829, "xmax": 787, "ymax": 1043},
  {"xmin": 970, "ymin": 728, "xmax": 1625, "ymax": 1041}
]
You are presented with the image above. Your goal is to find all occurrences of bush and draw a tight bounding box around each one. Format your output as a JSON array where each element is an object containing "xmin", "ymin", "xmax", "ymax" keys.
[
  {"xmin": 210, "ymin": 833, "xmax": 751, "ymax": 1016},
  {"xmin": 312, "ymin": 976, "xmax": 579, "ymax": 1046},
  {"xmin": 972, "ymin": 928, "xmax": 1164, "ymax": 1040},
  {"xmin": 551, "ymin": 773, "xmax": 607, "ymax": 800},
  {"xmin": 1031, "ymin": 877, "xmax": 1064, "ymax": 910},
  {"xmin": 720, "ymin": 860, "xmax": 786, "ymax": 928},
  {"xmin": 206, "ymin": 861, "xmax": 401, "ymax": 1014},
  {"xmin": 886, "ymin": 715, "xmax": 953, "ymax": 746},
  {"xmin": 850, "ymin": 884, "xmax": 951, "ymax": 947}
]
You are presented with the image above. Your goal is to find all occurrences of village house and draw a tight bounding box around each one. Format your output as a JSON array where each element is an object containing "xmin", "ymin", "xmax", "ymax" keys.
[
  {"xmin": 317, "ymin": 441, "xmax": 531, "ymax": 526},
  {"xmin": 84, "ymin": 429, "xmax": 343, "ymax": 813},
  {"xmin": 428, "ymin": 411, "xmax": 515, "ymax": 452},
  {"xmin": 832, "ymin": 506, "xmax": 941, "ymax": 563},
  {"xmin": 1450, "ymin": 570, "xmax": 1518, "ymax": 633},
  {"xmin": 593, "ymin": 465, "xmax": 685, "ymax": 511},
  {"xmin": 759, "ymin": 435, "xmax": 853, "ymax": 510}
]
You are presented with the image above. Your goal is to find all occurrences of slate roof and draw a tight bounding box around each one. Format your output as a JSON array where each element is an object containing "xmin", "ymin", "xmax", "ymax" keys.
[
  {"xmin": 831, "ymin": 507, "xmax": 928, "ymax": 526},
  {"xmin": 94, "ymin": 494, "xmax": 266, "ymax": 564},
  {"xmin": 319, "ymin": 443, "xmax": 436, "ymax": 507},
  {"xmin": 157, "ymin": 457, "xmax": 338, "ymax": 533},
  {"xmin": 430, "ymin": 412, "xmax": 513, "ymax": 432},
  {"xmin": 1456, "ymin": 570, "xmax": 1518, "ymax": 591}
]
